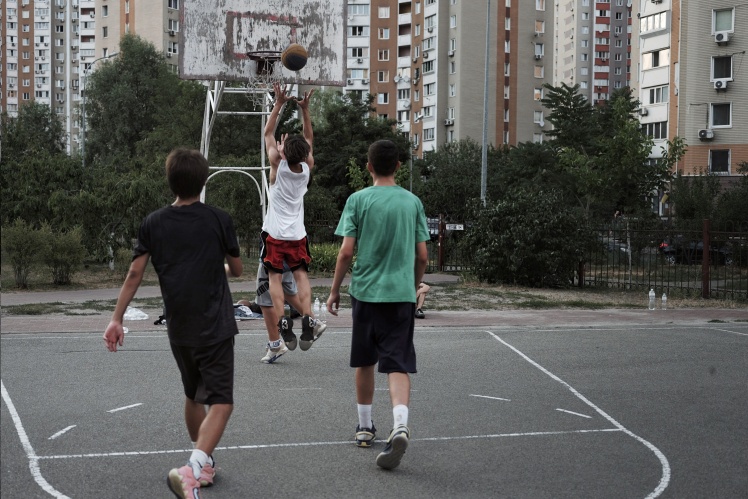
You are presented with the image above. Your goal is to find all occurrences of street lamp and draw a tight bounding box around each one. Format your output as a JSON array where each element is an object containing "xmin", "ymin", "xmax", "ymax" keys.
[
  {"xmin": 81, "ymin": 52, "xmax": 117, "ymax": 168},
  {"xmin": 410, "ymin": 114, "xmax": 423, "ymax": 192}
]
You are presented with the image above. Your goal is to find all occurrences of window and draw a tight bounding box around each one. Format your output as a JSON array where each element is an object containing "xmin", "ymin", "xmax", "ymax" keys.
[
  {"xmin": 102, "ymin": 26, "xmax": 108, "ymax": 38},
  {"xmin": 712, "ymin": 56, "xmax": 732, "ymax": 80},
  {"xmin": 505, "ymin": 40, "xmax": 511, "ymax": 53},
  {"xmin": 377, "ymin": 70, "xmax": 389, "ymax": 82},
  {"xmin": 398, "ymin": 110, "xmax": 410, "ymax": 122},
  {"xmin": 415, "ymin": 24, "xmax": 421, "ymax": 36},
  {"xmin": 505, "ymin": 18, "xmax": 511, "ymax": 30},
  {"xmin": 447, "ymin": 107, "xmax": 455, "ymax": 120},
  {"xmin": 647, "ymin": 85, "xmax": 668, "ymax": 104},
  {"xmin": 535, "ymin": 20, "xmax": 545, "ymax": 34},
  {"xmin": 642, "ymin": 49, "xmax": 669, "ymax": 70},
  {"xmin": 378, "ymin": 49, "xmax": 389, "ymax": 61},
  {"xmin": 450, "ymin": 39, "xmax": 456, "ymax": 51},
  {"xmin": 449, "ymin": 61, "xmax": 456, "ymax": 74},
  {"xmin": 424, "ymin": 37, "xmax": 435, "ymax": 50},
  {"xmin": 423, "ymin": 128, "xmax": 435, "ymax": 141},
  {"xmin": 102, "ymin": 5, "xmax": 108, "ymax": 16},
  {"xmin": 642, "ymin": 121, "xmax": 667, "ymax": 139},
  {"xmin": 378, "ymin": 6, "xmax": 390, "ymax": 18},
  {"xmin": 713, "ymin": 8, "xmax": 734, "ymax": 33},
  {"xmin": 711, "ymin": 103, "xmax": 731, "ymax": 127},
  {"xmin": 348, "ymin": 4, "xmax": 369, "ymax": 16},
  {"xmin": 710, "ymin": 150, "xmax": 730, "ymax": 174},
  {"xmin": 504, "ymin": 63, "xmax": 510, "ymax": 76},
  {"xmin": 505, "ymin": 85, "xmax": 510, "ymax": 99},
  {"xmin": 536, "ymin": 0, "xmax": 545, "ymax": 11},
  {"xmin": 377, "ymin": 93, "xmax": 389, "ymax": 105},
  {"xmin": 414, "ymin": 90, "xmax": 420, "ymax": 102},
  {"xmin": 582, "ymin": 12, "xmax": 590, "ymax": 20},
  {"xmin": 450, "ymin": 15, "xmax": 457, "ymax": 29},
  {"xmin": 423, "ymin": 106, "xmax": 434, "ymax": 117},
  {"xmin": 615, "ymin": 12, "xmax": 622, "ymax": 20},
  {"xmin": 423, "ymin": 60, "xmax": 434, "ymax": 73},
  {"xmin": 449, "ymin": 84, "xmax": 456, "ymax": 97},
  {"xmin": 397, "ymin": 88, "xmax": 411, "ymax": 100},
  {"xmin": 349, "ymin": 47, "xmax": 363, "ymax": 58},
  {"xmin": 378, "ymin": 28, "xmax": 390, "ymax": 40},
  {"xmin": 580, "ymin": 81, "xmax": 588, "ymax": 89},
  {"xmin": 167, "ymin": 0, "xmax": 179, "ymax": 9},
  {"xmin": 582, "ymin": 26, "xmax": 589, "ymax": 35},
  {"xmin": 347, "ymin": 69, "xmax": 365, "ymax": 79},
  {"xmin": 534, "ymin": 88, "xmax": 543, "ymax": 100},
  {"xmin": 533, "ymin": 133, "xmax": 544, "ymax": 143},
  {"xmin": 425, "ymin": 82, "xmax": 435, "ymax": 95},
  {"xmin": 168, "ymin": 41, "xmax": 178, "ymax": 54},
  {"xmin": 169, "ymin": 19, "xmax": 179, "ymax": 31},
  {"xmin": 535, "ymin": 43, "xmax": 544, "ymax": 57},
  {"xmin": 425, "ymin": 15, "xmax": 436, "ymax": 30},
  {"xmin": 533, "ymin": 111, "xmax": 543, "ymax": 124},
  {"xmin": 581, "ymin": 40, "xmax": 589, "ymax": 48},
  {"xmin": 581, "ymin": 67, "xmax": 589, "ymax": 76},
  {"xmin": 348, "ymin": 26, "xmax": 369, "ymax": 37},
  {"xmin": 534, "ymin": 66, "xmax": 544, "ymax": 78}
]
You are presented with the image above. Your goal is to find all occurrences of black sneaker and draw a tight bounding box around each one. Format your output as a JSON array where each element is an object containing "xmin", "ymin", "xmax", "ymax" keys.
[
  {"xmin": 278, "ymin": 317, "xmax": 297, "ymax": 351},
  {"xmin": 415, "ymin": 309, "xmax": 425, "ymax": 319},
  {"xmin": 300, "ymin": 315, "xmax": 326, "ymax": 351},
  {"xmin": 355, "ymin": 423, "xmax": 377, "ymax": 448},
  {"xmin": 376, "ymin": 426, "xmax": 409, "ymax": 470}
]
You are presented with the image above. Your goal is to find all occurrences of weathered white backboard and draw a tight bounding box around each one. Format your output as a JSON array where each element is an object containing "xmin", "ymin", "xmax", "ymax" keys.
[{"xmin": 179, "ymin": 0, "xmax": 346, "ymax": 86}]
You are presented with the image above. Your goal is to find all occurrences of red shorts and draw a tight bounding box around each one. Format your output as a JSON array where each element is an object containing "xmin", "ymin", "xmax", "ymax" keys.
[{"xmin": 260, "ymin": 231, "xmax": 311, "ymax": 273}]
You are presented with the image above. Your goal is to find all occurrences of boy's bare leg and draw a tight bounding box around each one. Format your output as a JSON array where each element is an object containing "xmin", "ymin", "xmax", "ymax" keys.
[
  {"xmin": 260, "ymin": 305, "xmax": 281, "ymax": 342},
  {"xmin": 387, "ymin": 372, "xmax": 411, "ymax": 408},
  {"xmin": 291, "ymin": 268, "xmax": 313, "ymax": 316},
  {"xmin": 356, "ymin": 365, "xmax": 376, "ymax": 405},
  {"xmin": 284, "ymin": 292, "xmax": 309, "ymax": 318},
  {"xmin": 267, "ymin": 271, "xmax": 286, "ymax": 324},
  {"xmin": 184, "ymin": 398, "xmax": 207, "ymax": 442},
  {"xmin": 194, "ymin": 403, "xmax": 233, "ymax": 456}
]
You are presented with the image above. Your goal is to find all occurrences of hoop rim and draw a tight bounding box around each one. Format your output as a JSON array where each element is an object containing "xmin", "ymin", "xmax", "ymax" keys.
[{"xmin": 246, "ymin": 50, "xmax": 282, "ymax": 62}]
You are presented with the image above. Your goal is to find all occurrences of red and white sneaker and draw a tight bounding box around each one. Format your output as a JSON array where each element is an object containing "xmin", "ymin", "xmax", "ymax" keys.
[{"xmin": 167, "ymin": 464, "xmax": 201, "ymax": 499}]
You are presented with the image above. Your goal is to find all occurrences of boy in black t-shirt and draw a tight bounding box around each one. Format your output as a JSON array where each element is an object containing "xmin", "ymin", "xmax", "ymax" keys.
[{"xmin": 103, "ymin": 148, "xmax": 243, "ymax": 499}]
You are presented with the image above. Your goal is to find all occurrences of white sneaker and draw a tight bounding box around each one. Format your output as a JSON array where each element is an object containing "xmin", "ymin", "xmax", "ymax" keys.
[{"xmin": 261, "ymin": 341, "xmax": 288, "ymax": 364}]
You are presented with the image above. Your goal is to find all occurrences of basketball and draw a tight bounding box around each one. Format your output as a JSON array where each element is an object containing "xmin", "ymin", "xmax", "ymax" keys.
[{"xmin": 281, "ymin": 43, "xmax": 308, "ymax": 72}]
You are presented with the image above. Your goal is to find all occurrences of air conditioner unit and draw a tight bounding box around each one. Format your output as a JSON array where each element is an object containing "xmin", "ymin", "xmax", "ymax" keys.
[
  {"xmin": 714, "ymin": 79, "xmax": 729, "ymax": 90},
  {"xmin": 402, "ymin": 100, "xmax": 410, "ymax": 109},
  {"xmin": 37, "ymin": 84, "xmax": 42, "ymax": 88},
  {"xmin": 362, "ymin": 79, "xmax": 369, "ymax": 84},
  {"xmin": 639, "ymin": 108, "xmax": 648, "ymax": 116},
  {"xmin": 715, "ymin": 31, "xmax": 730, "ymax": 45},
  {"xmin": 73, "ymin": 19, "xmax": 77, "ymax": 23},
  {"xmin": 35, "ymin": 56, "xmax": 40, "ymax": 60},
  {"xmin": 698, "ymin": 129, "xmax": 714, "ymax": 141},
  {"xmin": 166, "ymin": 52, "xmax": 172, "ymax": 58},
  {"xmin": 356, "ymin": 58, "xmax": 363, "ymax": 63},
  {"xmin": 423, "ymin": 52, "xmax": 429, "ymax": 59},
  {"xmin": 535, "ymin": 55, "xmax": 542, "ymax": 60},
  {"xmin": 11, "ymin": 43, "xmax": 16, "ymax": 47},
  {"xmin": 412, "ymin": 78, "xmax": 419, "ymax": 85},
  {"xmin": 9, "ymin": 84, "xmax": 14, "ymax": 88},
  {"xmin": 45, "ymin": 43, "xmax": 49, "ymax": 46},
  {"xmin": 427, "ymin": 26, "xmax": 433, "ymax": 33},
  {"xmin": 413, "ymin": 56, "xmax": 418, "ymax": 62},
  {"xmin": 347, "ymin": 78, "xmax": 354, "ymax": 85},
  {"xmin": 444, "ymin": 119, "xmax": 454, "ymax": 126},
  {"xmin": 42, "ymin": 57, "xmax": 45, "ymax": 60},
  {"xmin": 651, "ymin": 0, "xmax": 663, "ymax": 3},
  {"xmin": 448, "ymin": 50, "xmax": 455, "ymax": 57},
  {"xmin": 60, "ymin": 85, "xmax": 65, "ymax": 90},
  {"xmin": 36, "ymin": 43, "xmax": 40, "ymax": 47},
  {"xmin": 90, "ymin": 13, "xmax": 95, "ymax": 18}
]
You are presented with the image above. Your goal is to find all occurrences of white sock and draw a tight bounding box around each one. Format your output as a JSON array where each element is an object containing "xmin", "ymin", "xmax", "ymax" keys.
[
  {"xmin": 269, "ymin": 339, "xmax": 282, "ymax": 349},
  {"xmin": 357, "ymin": 404, "xmax": 373, "ymax": 429},
  {"xmin": 190, "ymin": 449, "xmax": 209, "ymax": 478},
  {"xmin": 393, "ymin": 404, "xmax": 408, "ymax": 428}
]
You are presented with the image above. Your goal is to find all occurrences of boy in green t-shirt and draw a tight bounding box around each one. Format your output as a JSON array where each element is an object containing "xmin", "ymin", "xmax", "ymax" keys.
[{"xmin": 326, "ymin": 139, "xmax": 430, "ymax": 470}]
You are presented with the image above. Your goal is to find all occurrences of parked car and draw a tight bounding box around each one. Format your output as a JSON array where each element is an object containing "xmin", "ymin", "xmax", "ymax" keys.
[{"xmin": 659, "ymin": 239, "xmax": 733, "ymax": 266}]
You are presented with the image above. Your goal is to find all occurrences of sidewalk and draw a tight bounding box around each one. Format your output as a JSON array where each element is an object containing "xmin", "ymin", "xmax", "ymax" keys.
[{"xmin": 2, "ymin": 272, "xmax": 747, "ymax": 334}]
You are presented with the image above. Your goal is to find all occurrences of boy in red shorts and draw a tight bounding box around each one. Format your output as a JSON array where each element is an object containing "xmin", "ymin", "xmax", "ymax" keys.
[
  {"xmin": 261, "ymin": 82, "xmax": 325, "ymax": 351},
  {"xmin": 103, "ymin": 148, "xmax": 243, "ymax": 498},
  {"xmin": 326, "ymin": 139, "xmax": 430, "ymax": 470}
]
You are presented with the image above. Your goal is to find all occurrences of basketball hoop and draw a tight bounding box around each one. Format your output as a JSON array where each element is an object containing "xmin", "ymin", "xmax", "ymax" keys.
[{"xmin": 245, "ymin": 50, "xmax": 283, "ymax": 107}]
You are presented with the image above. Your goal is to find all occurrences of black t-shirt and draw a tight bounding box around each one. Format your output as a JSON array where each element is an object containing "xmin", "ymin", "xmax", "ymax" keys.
[{"xmin": 133, "ymin": 203, "xmax": 241, "ymax": 347}]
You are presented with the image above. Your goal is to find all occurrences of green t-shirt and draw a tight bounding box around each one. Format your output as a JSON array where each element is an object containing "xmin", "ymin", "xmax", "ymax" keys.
[{"xmin": 335, "ymin": 185, "xmax": 430, "ymax": 303}]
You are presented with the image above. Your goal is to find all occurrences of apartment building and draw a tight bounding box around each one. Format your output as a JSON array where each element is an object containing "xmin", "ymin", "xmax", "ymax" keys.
[
  {"xmin": 554, "ymin": 0, "xmax": 633, "ymax": 104},
  {"xmin": 1, "ymin": 0, "xmax": 179, "ymax": 154}
]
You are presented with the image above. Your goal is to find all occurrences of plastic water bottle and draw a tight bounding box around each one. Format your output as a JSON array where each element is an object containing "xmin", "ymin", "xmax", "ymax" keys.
[
  {"xmin": 661, "ymin": 293, "xmax": 667, "ymax": 310},
  {"xmin": 648, "ymin": 288, "xmax": 656, "ymax": 310},
  {"xmin": 314, "ymin": 297, "xmax": 324, "ymax": 321}
]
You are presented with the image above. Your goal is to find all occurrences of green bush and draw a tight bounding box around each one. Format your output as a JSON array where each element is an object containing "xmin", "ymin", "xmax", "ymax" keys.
[
  {"xmin": 309, "ymin": 242, "xmax": 341, "ymax": 273},
  {"xmin": 460, "ymin": 190, "xmax": 591, "ymax": 288},
  {"xmin": 115, "ymin": 246, "xmax": 133, "ymax": 279},
  {"xmin": 42, "ymin": 225, "xmax": 87, "ymax": 285},
  {"xmin": 1, "ymin": 219, "xmax": 48, "ymax": 288}
]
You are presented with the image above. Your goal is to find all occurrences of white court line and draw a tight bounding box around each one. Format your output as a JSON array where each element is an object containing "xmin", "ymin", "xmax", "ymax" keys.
[
  {"xmin": 556, "ymin": 408, "xmax": 592, "ymax": 419},
  {"xmin": 37, "ymin": 428, "xmax": 621, "ymax": 460},
  {"xmin": 107, "ymin": 403, "xmax": 142, "ymax": 413},
  {"xmin": 48, "ymin": 426, "xmax": 76, "ymax": 440},
  {"xmin": 485, "ymin": 331, "xmax": 671, "ymax": 499},
  {"xmin": 709, "ymin": 328, "xmax": 748, "ymax": 337},
  {"xmin": 1, "ymin": 380, "xmax": 71, "ymax": 499},
  {"xmin": 470, "ymin": 394, "xmax": 511, "ymax": 402}
]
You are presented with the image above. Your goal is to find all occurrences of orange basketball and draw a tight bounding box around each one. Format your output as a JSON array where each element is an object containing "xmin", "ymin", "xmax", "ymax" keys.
[{"xmin": 281, "ymin": 43, "xmax": 308, "ymax": 72}]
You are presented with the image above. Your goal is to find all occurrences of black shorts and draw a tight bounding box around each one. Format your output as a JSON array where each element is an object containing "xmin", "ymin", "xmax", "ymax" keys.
[
  {"xmin": 350, "ymin": 297, "xmax": 417, "ymax": 374},
  {"xmin": 170, "ymin": 337, "xmax": 235, "ymax": 405}
]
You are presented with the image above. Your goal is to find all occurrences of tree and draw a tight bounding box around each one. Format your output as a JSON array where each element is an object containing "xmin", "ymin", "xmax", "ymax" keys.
[{"xmin": 541, "ymin": 82, "xmax": 598, "ymax": 155}]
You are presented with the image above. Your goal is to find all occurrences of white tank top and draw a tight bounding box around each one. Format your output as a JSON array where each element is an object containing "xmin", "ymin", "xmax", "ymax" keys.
[{"xmin": 262, "ymin": 160, "xmax": 309, "ymax": 240}]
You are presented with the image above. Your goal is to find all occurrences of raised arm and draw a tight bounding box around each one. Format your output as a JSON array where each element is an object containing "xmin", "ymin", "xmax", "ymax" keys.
[
  {"xmin": 296, "ymin": 89, "xmax": 316, "ymax": 169},
  {"xmin": 264, "ymin": 82, "xmax": 291, "ymax": 176}
]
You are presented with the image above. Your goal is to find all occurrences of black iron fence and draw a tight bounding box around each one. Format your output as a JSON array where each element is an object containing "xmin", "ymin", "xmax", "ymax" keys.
[{"xmin": 306, "ymin": 215, "xmax": 747, "ymax": 301}]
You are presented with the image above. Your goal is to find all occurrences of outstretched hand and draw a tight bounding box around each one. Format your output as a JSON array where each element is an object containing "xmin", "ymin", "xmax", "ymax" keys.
[
  {"xmin": 272, "ymin": 82, "xmax": 292, "ymax": 105},
  {"xmin": 277, "ymin": 133, "xmax": 288, "ymax": 160},
  {"xmin": 295, "ymin": 89, "xmax": 315, "ymax": 110}
]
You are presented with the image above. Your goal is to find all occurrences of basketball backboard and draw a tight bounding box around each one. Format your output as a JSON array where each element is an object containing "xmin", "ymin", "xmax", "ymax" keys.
[{"xmin": 179, "ymin": 0, "xmax": 346, "ymax": 86}]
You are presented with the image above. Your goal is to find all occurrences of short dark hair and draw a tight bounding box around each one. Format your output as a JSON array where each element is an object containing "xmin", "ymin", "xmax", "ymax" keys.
[
  {"xmin": 368, "ymin": 140, "xmax": 399, "ymax": 176},
  {"xmin": 165, "ymin": 148, "xmax": 209, "ymax": 198},
  {"xmin": 284, "ymin": 135, "xmax": 311, "ymax": 165}
]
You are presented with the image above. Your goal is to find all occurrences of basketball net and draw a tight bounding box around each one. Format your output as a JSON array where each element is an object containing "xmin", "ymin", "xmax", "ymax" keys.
[{"xmin": 245, "ymin": 51, "xmax": 284, "ymax": 108}]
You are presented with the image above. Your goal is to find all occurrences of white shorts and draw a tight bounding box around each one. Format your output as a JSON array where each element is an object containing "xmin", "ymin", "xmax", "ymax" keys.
[{"xmin": 255, "ymin": 262, "xmax": 297, "ymax": 307}]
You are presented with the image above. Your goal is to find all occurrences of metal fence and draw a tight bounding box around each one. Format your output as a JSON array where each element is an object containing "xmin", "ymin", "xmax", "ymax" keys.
[{"xmin": 308, "ymin": 215, "xmax": 748, "ymax": 301}]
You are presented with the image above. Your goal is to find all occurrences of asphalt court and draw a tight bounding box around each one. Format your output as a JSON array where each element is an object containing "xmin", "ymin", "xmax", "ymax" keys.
[{"xmin": 2, "ymin": 323, "xmax": 747, "ymax": 498}]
